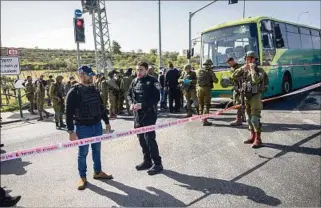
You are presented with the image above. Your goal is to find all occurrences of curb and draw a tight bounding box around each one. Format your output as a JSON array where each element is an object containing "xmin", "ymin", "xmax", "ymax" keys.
[{"xmin": 0, "ymin": 114, "xmax": 54, "ymax": 125}]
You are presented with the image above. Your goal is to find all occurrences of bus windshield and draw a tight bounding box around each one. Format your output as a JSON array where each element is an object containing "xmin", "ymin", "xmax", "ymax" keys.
[{"xmin": 201, "ymin": 23, "xmax": 259, "ymax": 67}]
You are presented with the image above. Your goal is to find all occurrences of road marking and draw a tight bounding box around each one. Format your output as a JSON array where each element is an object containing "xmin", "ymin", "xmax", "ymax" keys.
[{"xmin": 302, "ymin": 119, "xmax": 320, "ymax": 125}]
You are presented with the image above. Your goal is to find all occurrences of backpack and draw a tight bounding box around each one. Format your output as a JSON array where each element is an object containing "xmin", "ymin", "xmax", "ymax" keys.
[{"xmin": 255, "ymin": 67, "xmax": 269, "ymax": 93}]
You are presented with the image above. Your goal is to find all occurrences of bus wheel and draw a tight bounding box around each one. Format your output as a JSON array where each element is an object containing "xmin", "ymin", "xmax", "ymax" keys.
[{"xmin": 282, "ymin": 74, "xmax": 292, "ymax": 94}]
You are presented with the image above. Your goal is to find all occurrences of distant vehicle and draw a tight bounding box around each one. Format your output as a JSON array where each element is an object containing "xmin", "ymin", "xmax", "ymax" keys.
[{"xmin": 198, "ymin": 16, "xmax": 321, "ymax": 102}]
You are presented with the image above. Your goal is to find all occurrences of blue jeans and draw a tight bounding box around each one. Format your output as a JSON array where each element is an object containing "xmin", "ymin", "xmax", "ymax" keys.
[
  {"xmin": 76, "ymin": 122, "xmax": 103, "ymax": 178},
  {"xmin": 160, "ymin": 89, "xmax": 167, "ymax": 108}
]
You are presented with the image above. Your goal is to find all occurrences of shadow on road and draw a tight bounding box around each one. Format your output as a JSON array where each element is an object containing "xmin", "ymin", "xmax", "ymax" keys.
[
  {"xmin": 87, "ymin": 180, "xmax": 186, "ymax": 207},
  {"xmin": 162, "ymin": 170, "xmax": 281, "ymax": 206},
  {"xmin": 0, "ymin": 150, "xmax": 32, "ymax": 176}
]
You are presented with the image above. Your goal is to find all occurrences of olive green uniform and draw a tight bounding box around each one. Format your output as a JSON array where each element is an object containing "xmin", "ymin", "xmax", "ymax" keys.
[
  {"xmin": 107, "ymin": 78, "xmax": 119, "ymax": 117},
  {"xmin": 25, "ymin": 81, "xmax": 36, "ymax": 114},
  {"xmin": 116, "ymin": 74, "xmax": 124, "ymax": 113},
  {"xmin": 49, "ymin": 81, "xmax": 65, "ymax": 128},
  {"xmin": 229, "ymin": 63, "xmax": 245, "ymax": 125},
  {"xmin": 120, "ymin": 75, "xmax": 134, "ymax": 114},
  {"xmin": 196, "ymin": 61, "xmax": 218, "ymax": 125},
  {"xmin": 179, "ymin": 70, "xmax": 198, "ymax": 117},
  {"xmin": 46, "ymin": 78, "xmax": 55, "ymax": 106},
  {"xmin": 36, "ymin": 80, "xmax": 50, "ymax": 120},
  {"xmin": 100, "ymin": 79, "xmax": 109, "ymax": 108},
  {"xmin": 149, "ymin": 72, "xmax": 158, "ymax": 79}
]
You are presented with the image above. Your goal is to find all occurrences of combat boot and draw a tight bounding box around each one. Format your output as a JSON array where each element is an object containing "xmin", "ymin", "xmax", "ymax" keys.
[
  {"xmin": 0, "ymin": 195, "xmax": 21, "ymax": 207},
  {"xmin": 244, "ymin": 130, "xmax": 255, "ymax": 144},
  {"xmin": 136, "ymin": 159, "xmax": 152, "ymax": 171},
  {"xmin": 252, "ymin": 132, "xmax": 263, "ymax": 148},
  {"xmin": 60, "ymin": 121, "xmax": 66, "ymax": 128},
  {"xmin": 147, "ymin": 164, "xmax": 163, "ymax": 175}
]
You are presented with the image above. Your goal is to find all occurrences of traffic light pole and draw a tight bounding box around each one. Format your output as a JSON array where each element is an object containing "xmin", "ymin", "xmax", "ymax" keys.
[
  {"xmin": 76, "ymin": 42, "xmax": 81, "ymax": 68},
  {"xmin": 188, "ymin": 0, "xmax": 218, "ymax": 64}
]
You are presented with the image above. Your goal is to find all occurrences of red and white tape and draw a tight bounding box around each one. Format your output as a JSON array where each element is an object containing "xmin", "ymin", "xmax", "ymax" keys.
[{"xmin": 1, "ymin": 82, "xmax": 320, "ymax": 162}]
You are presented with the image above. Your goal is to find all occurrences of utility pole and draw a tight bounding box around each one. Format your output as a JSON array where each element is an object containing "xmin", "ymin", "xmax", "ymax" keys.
[
  {"xmin": 82, "ymin": 0, "xmax": 113, "ymax": 75},
  {"xmin": 188, "ymin": 0, "xmax": 218, "ymax": 64},
  {"xmin": 158, "ymin": 0, "xmax": 162, "ymax": 69},
  {"xmin": 243, "ymin": 0, "xmax": 246, "ymax": 18}
]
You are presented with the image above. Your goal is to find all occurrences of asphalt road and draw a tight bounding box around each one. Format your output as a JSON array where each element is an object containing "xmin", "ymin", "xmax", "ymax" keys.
[{"xmin": 1, "ymin": 90, "xmax": 320, "ymax": 207}]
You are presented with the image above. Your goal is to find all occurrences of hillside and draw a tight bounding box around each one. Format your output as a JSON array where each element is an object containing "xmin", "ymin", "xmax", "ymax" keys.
[{"xmin": 1, "ymin": 42, "xmax": 200, "ymax": 72}]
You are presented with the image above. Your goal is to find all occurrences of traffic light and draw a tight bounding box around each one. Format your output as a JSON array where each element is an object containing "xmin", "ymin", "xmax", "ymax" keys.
[
  {"xmin": 228, "ymin": 0, "xmax": 238, "ymax": 4},
  {"xmin": 74, "ymin": 18, "xmax": 85, "ymax": 43}
]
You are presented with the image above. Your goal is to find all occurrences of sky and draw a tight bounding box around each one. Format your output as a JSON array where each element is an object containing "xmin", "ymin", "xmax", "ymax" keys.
[{"xmin": 1, "ymin": 1, "xmax": 320, "ymax": 53}]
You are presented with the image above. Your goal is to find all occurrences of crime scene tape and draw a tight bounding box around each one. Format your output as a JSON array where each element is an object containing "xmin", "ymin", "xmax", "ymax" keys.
[{"xmin": 1, "ymin": 82, "xmax": 320, "ymax": 162}]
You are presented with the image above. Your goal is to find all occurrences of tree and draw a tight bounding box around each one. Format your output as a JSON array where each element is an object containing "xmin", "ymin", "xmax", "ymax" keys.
[
  {"xmin": 112, "ymin": 40, "xmax": 122, "ymax": 54},
  {"xmin": 149, "ymin": 49, "xmax": 157, "ymax": 56}
]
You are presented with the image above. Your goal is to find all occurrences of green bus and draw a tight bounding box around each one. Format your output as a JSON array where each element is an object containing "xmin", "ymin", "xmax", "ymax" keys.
[{"xmin": 199, "ymin": 16, "xmax": 321, "ymax": 102}]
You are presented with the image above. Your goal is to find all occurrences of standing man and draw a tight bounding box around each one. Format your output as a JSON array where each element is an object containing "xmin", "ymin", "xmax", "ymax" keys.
[
  {"xmin": 158, "ymin": 69, "xmax": 167, "ymax": 110},
  {"xmin": 65, "ymin": 66, "xmax": 113, "ymax": 190},
  {"xmin": 23, "ymin": 76, "xmax": 37, "ymax": 115},
  {"xmin": 65, "ymin": 76, "xmax": 75, "ymax": 96},
  {"xmin": 165, "ymin": 63, "xmax": 180, "ymax": 113},
  {"xmin": 178, "ymin": 64, "xmax": 199, "ymax": 117},
  {"xmin": 231, "ymin": 51, "xmax": 265, "ymax": 148},
  {"xmin": 100, "ymin": 76, "xmax": 109, "ymax": 109},
  {"xmin": 49, "ymin": 75, "xmax": 66, "ymax": 129},
  {"xmin": 120, "ymin": 68, "xmax": 134, "ymax": 115},
  {"xmin": 46, "ymin": 75, "xmax": 55, "ymax": 106},
  {"xmin": 107, "ymin": 71, "xmax": 119, "ymax": 119},
  {"xmin": 227, "ymin": 57, "xmax": 245, "ymax": 126},
  {"xmin": 128, "ymin": 61, "xmax": 163, "ymax": 175},
  {"xmin": 35, "ymin": 75, "xmax": 50, "ymax": 121},
  {"xmin": 196, "ymin": 59, "xmax": 218, "ymax": 126},
  {"xmin": 148, "ymin": 66, "xmax": 158, "ymax": 79}
]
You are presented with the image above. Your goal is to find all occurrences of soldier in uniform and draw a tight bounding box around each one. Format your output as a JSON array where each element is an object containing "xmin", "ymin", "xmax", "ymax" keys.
[
  {"xmin": 178, "ymin": 64, "xmax": 199, "ymax": 117},
  {"xmin": 120, "ymin": 68, "xmax": 134, "ymax": 115},
  {"xmin": 46, "ymin": 75, "xmax": 55, "ymax": 106},
  {"xmin": 106, "ymin": 71, "xmax": 119, "ymax": 118},
  {"xmin": 24, "ymin": 76, "xmax": 37, "ymax": 115},
  {"xmin": 227, "ymin": 57, "xmax": 245, "ymax": 126},
  {"xmin": 116, "ymin": 70, "xmax": 124, "ymax": 114},
  {"xmin": 36, "ymin": 75, "xmax": 50, "ymax": 121},
  {"xmin": 64, "ymin": 76, "xmax": 75, "ymax": 96},
  {"xmin": 100, "ymin": 75, "xmax": 109, "ymax": 109},
  {"xmin": 128, "ymin": 61, "xmax": 163, "ymax": 175},
  {"xmin": 50, "ymin": 75, "xmax": 66, "ymax": 129},
  {"xmin": 231, "ymin": 51, "xmax": 265, "ymax": 148},
  {"xmin": 196, "ymin": 59, "xmax": 218, "ymax": 126}
]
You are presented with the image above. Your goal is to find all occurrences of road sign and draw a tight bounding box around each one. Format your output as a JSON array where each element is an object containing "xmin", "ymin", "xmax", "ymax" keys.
[
  {"xmin": 75, "ymin": 9, "xmax": 82, "ymax": 18},
  {"xmin": 6, "ymin": 48, "xmax": 19, "ymax": 56},
  {"xmin": 1, "ymin": 56, "xmax": 20, "ymax": 75}
]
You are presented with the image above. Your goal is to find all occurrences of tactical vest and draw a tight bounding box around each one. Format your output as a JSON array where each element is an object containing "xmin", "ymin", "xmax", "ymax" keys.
[
  {"xmin": 132, "ymin": 77, "xmax": 155, "ymax": 108},
  {"xmin": 74, "ymin": 85, "xmax": 102, "ymax": 121},
  {"xmin": 197, "ymin": 69, "xmax": 211, "ymax": 87}
]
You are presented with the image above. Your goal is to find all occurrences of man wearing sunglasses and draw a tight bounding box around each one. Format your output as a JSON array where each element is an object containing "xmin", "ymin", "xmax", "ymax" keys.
[{"xmin": 65, "ymin": 65, "xmax": 113, "ymax": 190}]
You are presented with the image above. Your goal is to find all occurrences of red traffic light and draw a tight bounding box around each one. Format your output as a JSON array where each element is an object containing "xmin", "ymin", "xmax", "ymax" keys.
[{"xmin": 76, "ymin": 19, "xmax": 84, "ymax": 27}]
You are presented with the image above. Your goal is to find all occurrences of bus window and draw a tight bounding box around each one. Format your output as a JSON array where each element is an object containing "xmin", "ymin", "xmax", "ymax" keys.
[
  {"xmin": 300, "ymin": 34, "xmax": 313, "ymax": 49},
  {"xmin": 311, "ymin": 29, "xmax": 321, "ymax": 49},
  {"xmin": 261, "ymin": 20, "xmax": 276, "ymax": 65},
  {"xmin": 274, "ymin": 22, "xmax": 288, "ymax": 48}
]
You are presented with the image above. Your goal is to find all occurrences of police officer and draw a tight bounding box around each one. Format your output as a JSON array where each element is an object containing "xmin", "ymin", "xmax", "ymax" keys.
[
  {"xmin": 231, "ymin": 51, "xmax": 265, "ymax": 148},
  {"xmin": 178, "ymin": 64, "xmax": 199, "ymax": 117},
  {"xmin": 24, "ymin": 76, "xmax": 37, "ymax": 115},
  {"xmin": 227, "ymin": 57, "xmax": 244, "ymax": 126},
  {"xmin": 128, "ymin": 61, "xmax": 163, "ymax": 175},
  {"xmin": 65, "ymin": 65, "xmax": 113, "ymax": 190},
  {"xmin": 49, "ymin": 75, "xmax": 66, "ymax": 129},
  {"xmin": 196, "ymin": 59, "xmax": 218, "ymax": 126}
]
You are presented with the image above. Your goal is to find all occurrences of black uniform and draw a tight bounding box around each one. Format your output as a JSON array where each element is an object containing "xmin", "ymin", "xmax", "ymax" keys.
[
  {"xmin": 128, "ymin": 75, "xmax": 163, "ymax": 175},
  {"xmin": 165, "ymin": 68, "xmax": 181, "ymax": 112}
]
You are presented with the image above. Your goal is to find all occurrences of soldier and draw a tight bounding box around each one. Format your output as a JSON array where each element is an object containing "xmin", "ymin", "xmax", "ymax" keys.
[
  {"xmin": 196, "ymin": 59, "xmax": 218, "ymax": 126},
  {"xmin": 148, "ymin": 66, "xmax": 158, "ymax": 79},
  {"xmin": 227, "ymin": 57, "xmax": 245, "ymax": 126},
  {"xmin": 49, "ymin": 75, "xmax": 66, "ymax": 129},
  {"xmin": 120, "ymin": 68, "xmax": 134, "ymax": 115},
  {"xmin": 116, "ymin": 70, "xmax": 124, "ymax": 114},
  {"xmin": 24, "ymin": 76, "xmax": 37, "ymax": 115},
  {"xmin": 100, "ymin": 76, "xmax": 109, "ymax": 109},
  {"xmin": 106, "ymin": 71, "xmax": 119, "ymax": 118},
  {"xmin": 178, "ymin": 64, "xmax": 199, "ymax": 117},
  {"xmin": 128, "ymin": 61, "xmax": 163, "ymax": 175},
  {"xmin": 46, "ymin": 75, "xmax": 55, "ymax": 106},
  {"xmin": 64, "ymin": 76, "xmax": 75, "ymax": 96},
  {"xmin": 35, "ymin": 75, "xmax": 50, "ymax": 121},
  {"xmin": 231, "ymin": 51, "xmax": 265, "ymax": 148}
]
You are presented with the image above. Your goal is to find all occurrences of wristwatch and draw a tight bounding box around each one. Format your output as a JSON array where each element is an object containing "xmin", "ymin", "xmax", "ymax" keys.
[{"xmin": 67, "ymin": 130, "xmax": 74, "ymax": 134}]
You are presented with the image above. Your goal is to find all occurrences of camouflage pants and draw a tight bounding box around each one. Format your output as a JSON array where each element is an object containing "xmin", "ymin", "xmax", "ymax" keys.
[
  {"xmin": 245, "ymin": 94, "xmax": 263, "ymax": 132},
  {"xmin": 37, "ymin": 95, "xmax": 49, "ymax": 117},
  {"xmin": 27, "ymin": 95, "xmax": 35, "ymax": 113},
  {"xmin": 101, "ymin": 92, "xmax": 108, "ymax": 108},
  {"xmin": 184, "ymin": 89, "xmax": 198, "ymax": 115},
  {"xmin": 197, "ymin": 86, "xmax": 211, "ymax": 114},
  {"xmin": 109, "ymin": 93, "xmax": 117, "ymax": 115},
  {"xmin": 118, "ymin": 92, "xmax": 124, "ymax": 111},
  {"xmin": 123, "ymin": 91, "xmax": 130, "ymax": 112},
  {"xmin": 53, "ymin": 101, "xmax": 63, "ymax": 123}
]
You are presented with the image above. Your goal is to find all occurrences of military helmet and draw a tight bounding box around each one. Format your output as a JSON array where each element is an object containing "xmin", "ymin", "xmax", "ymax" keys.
[
  {"xmin": 203, "ymin": 59, "xmax": 213, "ymax": 66},
  {"xmin": 220, "ymin": 78, "xmax": 231, "ymax": 88},
  {"xmin": 246, "ymin": 51, "xmax": 257, "ymax": 58}
]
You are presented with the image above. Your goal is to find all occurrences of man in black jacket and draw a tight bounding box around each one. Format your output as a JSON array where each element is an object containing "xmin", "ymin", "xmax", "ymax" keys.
[
  {"xmin": 65, "ymin": 65, "xmax": 113, "ymax": 190},
  {"xmin": 158, "ymin": 69, "xmax": 167, "ymax": 109},
  {"xmin": 165, "ymin": 63, "xmax": 180, "ymax": 113}
]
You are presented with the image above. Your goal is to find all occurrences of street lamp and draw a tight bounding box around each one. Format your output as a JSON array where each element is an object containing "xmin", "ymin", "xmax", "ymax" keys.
[
  {"xmin": 297, "ymin": 11, "xmax": 309, "ymax": 23},
  {"xmin": 188, "ymin": 0, "xmax": 218, "ymax": 64}
]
